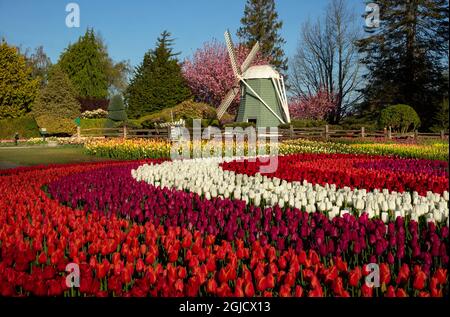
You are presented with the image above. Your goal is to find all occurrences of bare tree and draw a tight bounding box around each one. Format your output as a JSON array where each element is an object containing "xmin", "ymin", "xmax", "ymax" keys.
[{"xmin": 290, "ymin": 0, "xmax": 362, "ymax": 123}]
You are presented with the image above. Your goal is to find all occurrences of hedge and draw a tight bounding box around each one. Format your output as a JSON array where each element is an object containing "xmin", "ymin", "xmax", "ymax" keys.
[{"xmin": 0, "ymin": 115, "xmax": 40, "ymax": 139}]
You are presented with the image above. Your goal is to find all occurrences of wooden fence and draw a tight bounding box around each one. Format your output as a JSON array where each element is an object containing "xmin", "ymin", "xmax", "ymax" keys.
[{"xmin": 76, "ymin": 126, "xmax": 449, "ymax": 141}]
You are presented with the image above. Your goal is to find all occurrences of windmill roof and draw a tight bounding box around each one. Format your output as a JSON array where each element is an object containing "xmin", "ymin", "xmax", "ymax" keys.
[{"xmin": 242, "ymin": 65, "xmax": 281, "ymax": 79}]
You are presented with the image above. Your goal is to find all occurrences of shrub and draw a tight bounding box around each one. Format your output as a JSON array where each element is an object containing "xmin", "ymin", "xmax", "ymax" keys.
[
  {"xmin": 105, "ymin": 94, "xmax": 127, "ymax": 128},
  {"xmin": 379, "ymin": 104, "xmax": 420, "ymax": 133},
  {"xmin": 35, "ymin": 115, "xmax": 77, "ymax": 136},
  {"xmin": 139, "ymin": 100, "xmax": 217, "ymax": 128},
  {"xmin": 0, "ymin": 41, "xmax": 39, "ymax": 119},
  {"xmin": 81, "ymin": 108, "xmax": 108, "ymax": 119},
  {"xmin": 0, "ymin": 115, "xmax": 40, "ymax": 139},
  {"xmin": 79, "ymin": 118, "xmax": 108, "ymax": 136},
  {"xmin": 339, "ymin": 116, "xmax": 378, "ymax": 131},
  {"xmin": 32, "ymin": 66, "xmax": 81, "ymax": 135},
  {"xmin": 430, "ymin": 98, "xmax": 449, "ymax": 133}
]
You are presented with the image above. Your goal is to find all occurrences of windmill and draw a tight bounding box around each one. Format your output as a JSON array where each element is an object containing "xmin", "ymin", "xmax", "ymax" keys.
[{"xmin": 216, "ymin": 30, "xmax": 290, "ymax": 127}]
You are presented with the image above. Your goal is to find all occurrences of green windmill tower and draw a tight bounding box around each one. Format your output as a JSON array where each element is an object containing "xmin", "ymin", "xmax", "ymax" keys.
[{"xmin": 216, "ymin": 30, "xmax": 290, "ymax": 127}]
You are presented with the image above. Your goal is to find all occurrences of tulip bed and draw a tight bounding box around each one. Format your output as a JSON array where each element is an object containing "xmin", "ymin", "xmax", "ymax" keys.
[
  {"xmin": 0, "ymin": 151, "xmax": 448, "ymax": 297},
  {"xmin": 84, "ymin": 138, "xmax": 449, "ymax": 161},
  {"xmin": 221, "ymin": 154, "xmax": 448, "ymax": 195}
]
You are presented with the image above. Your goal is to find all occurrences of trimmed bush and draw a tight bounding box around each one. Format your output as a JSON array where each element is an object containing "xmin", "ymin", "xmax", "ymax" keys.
[
  {"xmin": 380, "ymin": 104, "xmax": 420, "ymax": 133},
  {"xmin": 105, "ymin": 95, "xmax": 127, "ymax": 128},
  {"xmin": 0, "ymin": 115, "xmax": 40, "ymax": 139},
  {"xmin": 79, "ymin": 118, "xmax": 108, "ymax": 136},
  {"xmin": 139, "ymin": 100, "xmax": 217, "ymax": 128}
]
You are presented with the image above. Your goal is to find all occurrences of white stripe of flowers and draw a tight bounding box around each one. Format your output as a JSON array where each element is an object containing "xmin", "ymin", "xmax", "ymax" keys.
[{"xmin": 131, "ymin": 157, "xmax": 449, "ymax": 225}]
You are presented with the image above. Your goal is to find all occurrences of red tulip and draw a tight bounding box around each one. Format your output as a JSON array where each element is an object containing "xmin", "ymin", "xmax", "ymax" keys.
[
  {"xmin": 279, "ymin": 284, "xmax": 291, "ymax": 297},
  {"xmin": 413, "ymin": 270, "xmax": 427, "ymax": 290},
  {"xmin": 361, "ymin": 284, "xmax": 373, "ymax": 297},
  {"xmin": 349, "ymin": 267, "xmax": 362, "ymax": 287},
  {"xmin": 380, "ymin": 263, "xmax": 391, "ymax": 285},
  {"xmin": 396, "ymin": 263, "xmax": 410, "ymax": 285},
  {"xmin": 396, "ymin": 288, "xmax": 408, "ymax": 297},
  {"xmin": 244, "ymin": 281, "xmax": 255, "ymax": 297},
  {"xmin": 294, "ymin": 285, "xmax": 304, "ymax": 297},
  {"xmin": 385, "ymin": 285, "xmax": 396, "ymax": 297},
  {"xmin": 434, "ymin": 268, "xmax": 447, "ymax": 285},
  {"xmin": 38, "ymin": 252, "xmax": 47, "ymax": 265},
  {"xmin": 136, "ymin": 258, "xmax": 145, "ymax": 274},
  {"xmin": 206, "ymin": 278, "xmax": 217, "ymax": 295}
]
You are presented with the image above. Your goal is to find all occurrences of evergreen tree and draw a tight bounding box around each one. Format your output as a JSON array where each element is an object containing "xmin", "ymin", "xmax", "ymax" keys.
[
  {"xmin": 32, "ymin": 66, "xmax": 81, "ymax": 134},
  {"xmin": 58, "ymin": 28, "xmax": 109, "ymax": 99},
  {"xmin": 105, "ymin": 94, "xmax": 127, "ymax": 128},
  {"xmin": 0, "ymin": 40, "xmax": 39, "ymax": 119},
  {"xmin": 125, "ymin": 31, "xmax": 191, "ymax": 118},
  {"xmin": 237, "ymin": 0, "xmax": 287, "ymax": 73},
  {"xmin": 357, "ymin": 0, "xmax": 449, "ymax": 129},
  {"xmin": 431, "ymin": 97, "xmax": 449, "ymax": 132}
]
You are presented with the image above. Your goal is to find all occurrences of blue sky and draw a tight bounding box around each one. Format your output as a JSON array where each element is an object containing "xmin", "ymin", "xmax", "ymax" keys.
[{"xmin": 0, "ymin": 0, "xmax": 365, "ymax": 67}]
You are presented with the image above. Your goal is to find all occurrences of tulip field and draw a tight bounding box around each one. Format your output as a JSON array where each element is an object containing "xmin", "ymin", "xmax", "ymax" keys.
[{"xmin": 0, "ymin": 139, "xmax": 449, "ymax": 297}]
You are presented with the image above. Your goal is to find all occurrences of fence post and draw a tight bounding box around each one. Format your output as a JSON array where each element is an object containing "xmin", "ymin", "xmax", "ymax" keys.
[
  {"xmin": 388, "ymin": 126, "xmax": 392, "ymax": 139},
  {"xmin": 441, "ymin": 130, "xmax": 445, "ymax": 140},
  {"xmin": 123, "ymin": 125, "xmax": 127, "ymax": 139},
  {"xmin": 76, "ymin": 126, "xmax": 81, "ymax": 141},
  {"xmin": 414, "ymin": 130, "xmax": 418, "ymax": 139},
  {"xmin": 383, "ymin": 127, "xmax": 387, "ymax": 139},
  {"xmin": 290, "ymin": 125, "xmax": 294, "ymax": 139},
  {"xmin": 325, "ymin": 125, "xmax": 329, "ymax": 140},
  {"xmin": 361, "ymin": 126, "xmax": 365, "ymax": 138}
]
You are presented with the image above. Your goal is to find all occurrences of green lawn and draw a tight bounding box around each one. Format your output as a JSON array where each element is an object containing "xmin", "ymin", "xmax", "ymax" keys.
[{"xmin": 0, "ymin": 146, "xmax": 113, "ymax": 169}]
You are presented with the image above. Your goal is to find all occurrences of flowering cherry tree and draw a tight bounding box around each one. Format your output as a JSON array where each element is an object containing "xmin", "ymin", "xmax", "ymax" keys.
[
  {"xmin": 288, "ymin": 88, "xmax": 337, "ymax": 120},
  {"xmin": 182, "ymin": 40, "xmax": 269, "ymax": 112}
]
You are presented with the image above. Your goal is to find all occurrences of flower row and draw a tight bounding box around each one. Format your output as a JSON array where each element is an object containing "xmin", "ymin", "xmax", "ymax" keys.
[
  {"xmin": 83, "ymin": 138, "xmax": 449, "ymax": 161},
  {"xmin": 221, "ymin": 153, "xmax": 448, "ymax": 195},
  {"xmin": 131, "ymin": 157, "xmax": 449, "ymax": 224},
  {"xmin": 279, "ymin": 139, "xmax": 449, "ymax": 161}
]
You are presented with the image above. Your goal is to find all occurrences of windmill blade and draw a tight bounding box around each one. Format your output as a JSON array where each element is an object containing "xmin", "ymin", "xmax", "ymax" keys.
[
  {"xmin": 217, "ymin": 86, "xmax": 239, "ymax": 119},
  {"xmin": 241, "ymin": 42, "xmax": 260, "ymax": 73},
  {"xmin": 224, "ymin": 30, "xmax": 241, "ymax": 78}
]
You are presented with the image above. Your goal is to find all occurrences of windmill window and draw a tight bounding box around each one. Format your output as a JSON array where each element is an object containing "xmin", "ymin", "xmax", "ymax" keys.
[{"xmin": 247, "ymin": 118, "xmax": 257, "ymax": 125}]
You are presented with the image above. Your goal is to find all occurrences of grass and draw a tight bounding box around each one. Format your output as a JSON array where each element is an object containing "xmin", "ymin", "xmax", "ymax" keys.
[{"xmin": 0, "ymin": 146, "xmax": 113, "ymax": 169}]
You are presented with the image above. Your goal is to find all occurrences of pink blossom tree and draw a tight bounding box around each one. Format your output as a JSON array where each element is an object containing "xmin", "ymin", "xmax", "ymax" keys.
[
  {"xmin": 182, "ymin": 40, "xmax": 268, "ymax": 114},
  {"xmin": 288, "ymin": 88, "xmax": 337, "ymax": 120}
]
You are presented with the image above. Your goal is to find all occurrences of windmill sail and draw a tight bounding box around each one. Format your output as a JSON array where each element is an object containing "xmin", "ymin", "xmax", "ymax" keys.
[
  {"xmin": 217, "ymin": 86, "xmax": 239, "ymax": 119},
  {"xmin": 217, "ymin": 32, "xmax": 260, "ymax": 120},
  {"xmin": 224, "ymin": 30, "xmax": 241, "ymax": 78}
]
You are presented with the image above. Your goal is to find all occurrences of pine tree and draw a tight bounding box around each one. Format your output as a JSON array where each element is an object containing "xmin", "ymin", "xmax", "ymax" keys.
[
  {"xmin": 357, "ymin": 0, "xmax": 449, "ymax": 129},
  {"xmin": 125, "ymin": 31, "xmax": 191, "ymax": 118},
  {"xmin": 105, "ymin": 94, "xmax": 127, "ymax": 128},
  {"xmin": 0, "ymin": 40, "xmax": 39, "ymax": 119},
  {"xmin": 32, "ymin": 66, "xmax": 81, "ymax": 134},
  {"xmin": 58, "ymin": 28, "xmax": 109, "ymax": 99},
  {"xmin": 237, "ymin": 0, "xmax": 287, "ymax": 74}
]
